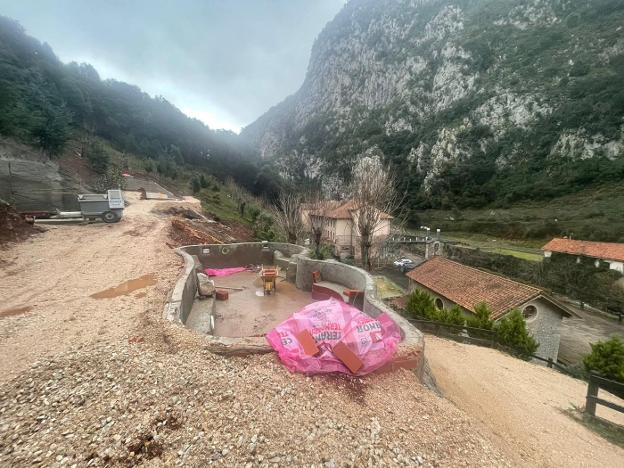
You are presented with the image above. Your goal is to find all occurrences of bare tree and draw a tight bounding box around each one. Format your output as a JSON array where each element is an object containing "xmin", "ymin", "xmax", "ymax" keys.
[
  {"xmin": 350, "ymin": 155, "xmax": 402, "ymax": 271},
  {"xmin": 272, "ymin": 190, "xmax": 305, "ymax": 244},
  {"xmin": 303, "ymin": 190, "xmax": 334, "ymax": 258}
]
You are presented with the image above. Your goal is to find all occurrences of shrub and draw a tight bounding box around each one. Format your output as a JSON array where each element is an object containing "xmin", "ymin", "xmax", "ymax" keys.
[
  {"xmin": 309, "ymin": 244, "xmax": 333, "ymax": 260},
  {"xmin": 405, "ymin": 289, "xmax": 436, "ymax": 319},
  {"xmin": 437, "ymin": 305, "xmax": 465, "ymax": 327},
  {"xmin": 86, "ymin": 141, "xmax": 110, "ymax": 175},
  {"xmin": 467, "ymin": 302, "xmax": 494, "ymax": 330},
  {"xmin": 495, "ymin": 309, "xmax": 539, "ymax": 358},
  {"xmin": 253, "ymin": 213, "xmax": 277, "ymax": 241},
  {"xmin": 190, "ymin": 176, "xmax": 201, "ymax": 194},
  {"xmin": 583, "ymin": 337, "xmax": 624, "ymax": 383}
]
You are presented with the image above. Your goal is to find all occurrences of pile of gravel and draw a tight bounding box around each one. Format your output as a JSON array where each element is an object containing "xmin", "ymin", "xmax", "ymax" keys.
[{"xmin": 0, "ymin": 336, "xmax": 508, "ymax": 467}]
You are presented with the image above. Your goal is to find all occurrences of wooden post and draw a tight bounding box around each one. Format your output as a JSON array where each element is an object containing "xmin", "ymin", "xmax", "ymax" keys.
[{"xmin": 585, "ymin": 374, "xmax": 599, "ymax": 417}]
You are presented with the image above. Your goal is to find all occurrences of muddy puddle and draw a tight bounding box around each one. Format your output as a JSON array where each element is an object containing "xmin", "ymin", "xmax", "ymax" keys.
[
  {"xmin": 0, "ymin": 305, "xmax": 33, "ymax": 319},
  {"xmin": 90, "ymin": 274, "xmax": 157, "ymax": 299}
]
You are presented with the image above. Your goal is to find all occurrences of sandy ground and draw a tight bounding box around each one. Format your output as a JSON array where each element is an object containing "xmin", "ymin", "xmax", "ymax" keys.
[
  {"xmin": 0, "ymin": 192, "xmax": 184, "ymax": 383},
  {"xmin": 426, "ymin": 335, "xmax": 624, "ymax": 467}
]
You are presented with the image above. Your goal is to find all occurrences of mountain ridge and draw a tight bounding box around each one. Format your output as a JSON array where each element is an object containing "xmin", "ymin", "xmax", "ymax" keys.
[{"xmin": 242, "ymin": 0, "xmax": 624, "ymax": 211}]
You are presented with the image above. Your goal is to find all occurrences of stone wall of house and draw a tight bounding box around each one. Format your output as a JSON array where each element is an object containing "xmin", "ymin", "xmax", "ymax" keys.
[{"xmin": 521, "ymin": 297, "xmax": 563, "ymax": 362}]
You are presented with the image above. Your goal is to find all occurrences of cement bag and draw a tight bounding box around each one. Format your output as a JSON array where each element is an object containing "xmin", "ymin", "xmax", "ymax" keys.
[{"xmin": 266, "ymin": 298, "xmax": 401, "ymax": 376}]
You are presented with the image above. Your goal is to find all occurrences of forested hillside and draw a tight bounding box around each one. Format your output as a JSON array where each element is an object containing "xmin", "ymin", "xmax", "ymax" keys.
[
  {"xmin": 0, "ymin": 16, "xmax": 278, "ymax": 196},
  {"xmin": 243, "ymin": 0, "xmax": 624, "ymax": 216}
]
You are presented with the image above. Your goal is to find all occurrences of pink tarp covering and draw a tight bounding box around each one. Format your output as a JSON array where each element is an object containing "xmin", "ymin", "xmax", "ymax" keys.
[
  {"xmin": 266, "ymin": 298, "xmax": 401, "ymax": 376},
  {"xmin": 204, "ymin": 267, "xmax": 249, "ymax": 277}
]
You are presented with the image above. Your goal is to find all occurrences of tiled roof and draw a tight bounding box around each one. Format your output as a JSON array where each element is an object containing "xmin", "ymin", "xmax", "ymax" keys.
[
  {"xmin": 542, "ymin": 238, "xmax": 624, "ymax": 263},
  {"xmin": 406, "ymin": 257, "xmax": 542, "ymax": 319},
  {"xmin": 311, "ymin": 200, "xmax": 393, "ymax": 220}
]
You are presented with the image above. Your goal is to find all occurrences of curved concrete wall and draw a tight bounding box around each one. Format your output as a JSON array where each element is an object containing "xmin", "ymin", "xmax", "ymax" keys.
[{"xmin": 164, "ymin": 242, "xmax": 424, "ymax": 376}]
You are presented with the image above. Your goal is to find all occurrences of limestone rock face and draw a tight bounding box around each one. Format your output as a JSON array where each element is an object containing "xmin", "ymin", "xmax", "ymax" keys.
[{"xmin": 242, "ymin": 0, "xmax": 624, "ymax": 207}]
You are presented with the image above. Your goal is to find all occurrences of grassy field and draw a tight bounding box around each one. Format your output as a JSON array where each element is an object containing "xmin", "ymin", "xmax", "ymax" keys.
[
  {"xmin": 418, "ymin": 183, "xmax": 624, "ymax": 244},
  {"xmin": 440, "ymin": 232, "xmax": 544, "ymax": 262}
]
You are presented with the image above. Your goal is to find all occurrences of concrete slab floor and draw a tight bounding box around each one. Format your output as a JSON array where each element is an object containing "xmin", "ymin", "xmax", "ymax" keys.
[{"xmin": 210, "ymin": 271, "xmax": 313, "ymax": 338}]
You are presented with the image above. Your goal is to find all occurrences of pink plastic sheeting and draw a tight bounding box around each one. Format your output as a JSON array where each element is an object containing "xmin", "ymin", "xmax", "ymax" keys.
[
  {"xmin": 204, "ymin": 267, "xmax": 249, "ymax": 277},
  {"xmin": 266, "ymin": 298, "xmax": 401, "ymax": 376}
]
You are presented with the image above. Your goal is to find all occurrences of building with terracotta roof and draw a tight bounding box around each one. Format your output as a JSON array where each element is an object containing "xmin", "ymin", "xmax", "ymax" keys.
[
  {"xmin": 542, "ymin": 238, "xmax": 624, "ymax": 274},
  {"xmin": 303, "ymin": 199, "xmax": 392, "ymax": 258},
  {"xmin": 406, "ymin": 256, "xmax": 573, "ymax": 361}
]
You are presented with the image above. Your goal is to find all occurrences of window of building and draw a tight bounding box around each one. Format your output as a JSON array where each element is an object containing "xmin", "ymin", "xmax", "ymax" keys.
[
  {"xmin": 522, "ymin": 305, "xmax": 538, "ymax": 321},
  {"xmin": 435, "ymin": 298, "xmax": 444, "ymax": 310}
]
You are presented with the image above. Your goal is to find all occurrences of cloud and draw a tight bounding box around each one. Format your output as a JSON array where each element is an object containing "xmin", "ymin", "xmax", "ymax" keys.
[{"xmin": 0, "ymin": 0, "xmax": 346, "ymax": 131}]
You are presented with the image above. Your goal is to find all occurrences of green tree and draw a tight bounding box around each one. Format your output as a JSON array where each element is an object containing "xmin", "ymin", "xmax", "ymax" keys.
[
  {"xmin": 190, "ymin": 175, "xmax": 201, "ymax": 194},
  {"xmin": 467, "ymin": 302, "xmax": 495, "ymax": 330},
  {"xmin": 583, "ymin": 337, "xmax": 624, "ymax": 383},
  {"xmin": 437, "ymin": 305, "xmax": 465, "ymax": 327},
  {"xmin": 405, "ymin": 289, "xmax": 436, "ymax": 319},
  {"xmin": 85, "ymin": 141, "xmax": 110, "ymax": 175},
  {"xmin": 495, "ymin": 310, "xmax": 538, "ymax": 358}
]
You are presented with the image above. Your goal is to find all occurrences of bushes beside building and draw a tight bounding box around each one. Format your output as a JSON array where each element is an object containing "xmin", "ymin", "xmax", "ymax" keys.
[
  {"xmin": 583, "ymin": 337, "xmax": 624, "ymax": 383},
  {"xmin": 403, "ymin": 290, "xmax": 537, "ymax": 358}
]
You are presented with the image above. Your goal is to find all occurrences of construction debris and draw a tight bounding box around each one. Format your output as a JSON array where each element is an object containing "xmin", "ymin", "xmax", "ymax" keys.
[
  {"xmin": 0, "ymin": 341, "xmax": 509, "ymax": 466},
  {"xmin": 170, "ymin": 218, "xmax": 224, "ymax": 245},
  {"xmin": 0, "ymin": 199, "xmax": 43, "ymax": 245}
]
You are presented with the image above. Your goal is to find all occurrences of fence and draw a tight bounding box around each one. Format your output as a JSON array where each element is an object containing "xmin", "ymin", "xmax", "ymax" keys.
[
  {"xmin": 585, "ymin": 372, "xmax": 624, "ymax": 417},
  {"xmin": 407, "ymin": 317, "xmax": 577, "ymax": 375}
]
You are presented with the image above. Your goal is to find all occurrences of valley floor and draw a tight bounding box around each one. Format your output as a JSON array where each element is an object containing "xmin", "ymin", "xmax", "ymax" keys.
[{"xmin": 0, "ymin": 194, "xmax": 621, "ymax": 466}]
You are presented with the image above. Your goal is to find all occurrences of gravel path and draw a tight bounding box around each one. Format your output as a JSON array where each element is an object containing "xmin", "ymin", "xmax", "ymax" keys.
[
  {"xmin": 426, "ymin": 335, "xmax": 624, "ymax": 467},
  {"xmin": 0, "ymin": 193, "xmax": 509, "ymax": 466}
]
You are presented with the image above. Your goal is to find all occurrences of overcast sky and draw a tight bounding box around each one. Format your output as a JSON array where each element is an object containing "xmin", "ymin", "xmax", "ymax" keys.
[{"xmin": 0, "ymin": 0, "xmax": 345, "ymax": 132}]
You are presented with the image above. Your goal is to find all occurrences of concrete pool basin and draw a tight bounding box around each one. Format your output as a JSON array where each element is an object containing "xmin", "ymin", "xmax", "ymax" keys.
[{"xmin": 164, "ymin": 242, "xmax": 425, "ymax": 376}]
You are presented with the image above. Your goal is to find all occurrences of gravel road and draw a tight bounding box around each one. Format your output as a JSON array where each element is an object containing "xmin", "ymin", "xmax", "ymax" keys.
[
  {"xmin": 426, "ymin": 335, "xmax": 624, "ymax": 467},
  {"xmin": 0, "ymin": 192, "xmax": 509, "ymax": 466}
]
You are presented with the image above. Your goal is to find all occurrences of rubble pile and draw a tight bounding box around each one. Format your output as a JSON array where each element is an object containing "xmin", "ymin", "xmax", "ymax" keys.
[
  {"xmin": 0, "ymin": 336, "xmax": 508, "ymax": 467},
  {"xmin": 0, "ymin": 200, "xmax": 42, "ymax": 245}
]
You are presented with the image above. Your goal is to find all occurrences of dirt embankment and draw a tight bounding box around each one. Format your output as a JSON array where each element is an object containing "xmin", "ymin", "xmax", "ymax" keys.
[
  {"xmin": 426, "ymin": 335, "xmax": 624, "ymax": 467},
  {"xmin": 0, "ymin": 199, "xmax": 43, "ymax": 245}
]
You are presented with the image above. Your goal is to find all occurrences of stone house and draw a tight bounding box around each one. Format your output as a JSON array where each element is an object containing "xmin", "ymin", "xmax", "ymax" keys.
[
  {"xmin": 302, "ymin": 200, "xmax": 392, "ymax": 258},
  {"xmin": 405, "ymin": 257, "xmax": 574, "ymax": 361},
  {"xmin": 542, "ymin": 238, "xmax": 624, "ymax": 274}
]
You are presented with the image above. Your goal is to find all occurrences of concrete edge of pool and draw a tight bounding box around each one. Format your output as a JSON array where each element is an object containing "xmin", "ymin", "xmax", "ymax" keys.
[{"xmin": 163, "ymin": 242, "xmax": 425, "ymax": 377}]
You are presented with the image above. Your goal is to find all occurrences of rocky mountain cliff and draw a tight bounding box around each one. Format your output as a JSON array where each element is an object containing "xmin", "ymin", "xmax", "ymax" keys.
[{"xmin": 242, "ymin": 0, "xmax": 624, "ymax": 210}]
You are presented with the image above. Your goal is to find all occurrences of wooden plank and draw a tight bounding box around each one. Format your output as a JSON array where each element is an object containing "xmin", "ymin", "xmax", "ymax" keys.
[
  {"xmin": 587, "ymin": 395, "xmax": 624, "ymax": 414},
  {"xmin": 590, "ymin": 373, "xmax": 624, "ymax": 397}
]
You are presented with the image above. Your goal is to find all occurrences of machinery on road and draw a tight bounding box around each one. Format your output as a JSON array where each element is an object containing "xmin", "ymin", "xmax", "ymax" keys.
[{"xmin": 21, "ymin": 189, "xmax": 125, "ymax": 224}]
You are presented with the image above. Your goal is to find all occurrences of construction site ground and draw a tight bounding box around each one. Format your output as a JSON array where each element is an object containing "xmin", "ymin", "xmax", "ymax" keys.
[{"xmin": 0, "ymin": 191, "xmax": 621, "ymax": 466}]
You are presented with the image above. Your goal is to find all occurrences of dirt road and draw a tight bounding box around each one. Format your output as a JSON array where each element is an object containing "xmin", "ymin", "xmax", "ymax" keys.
[
  {"xmin": 0, "ymin": 192, "xmax": 185, "ymax": 382},
  {"xmin": 426, "ymin": 335, "xmax": 624, "ymax": 467}
]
